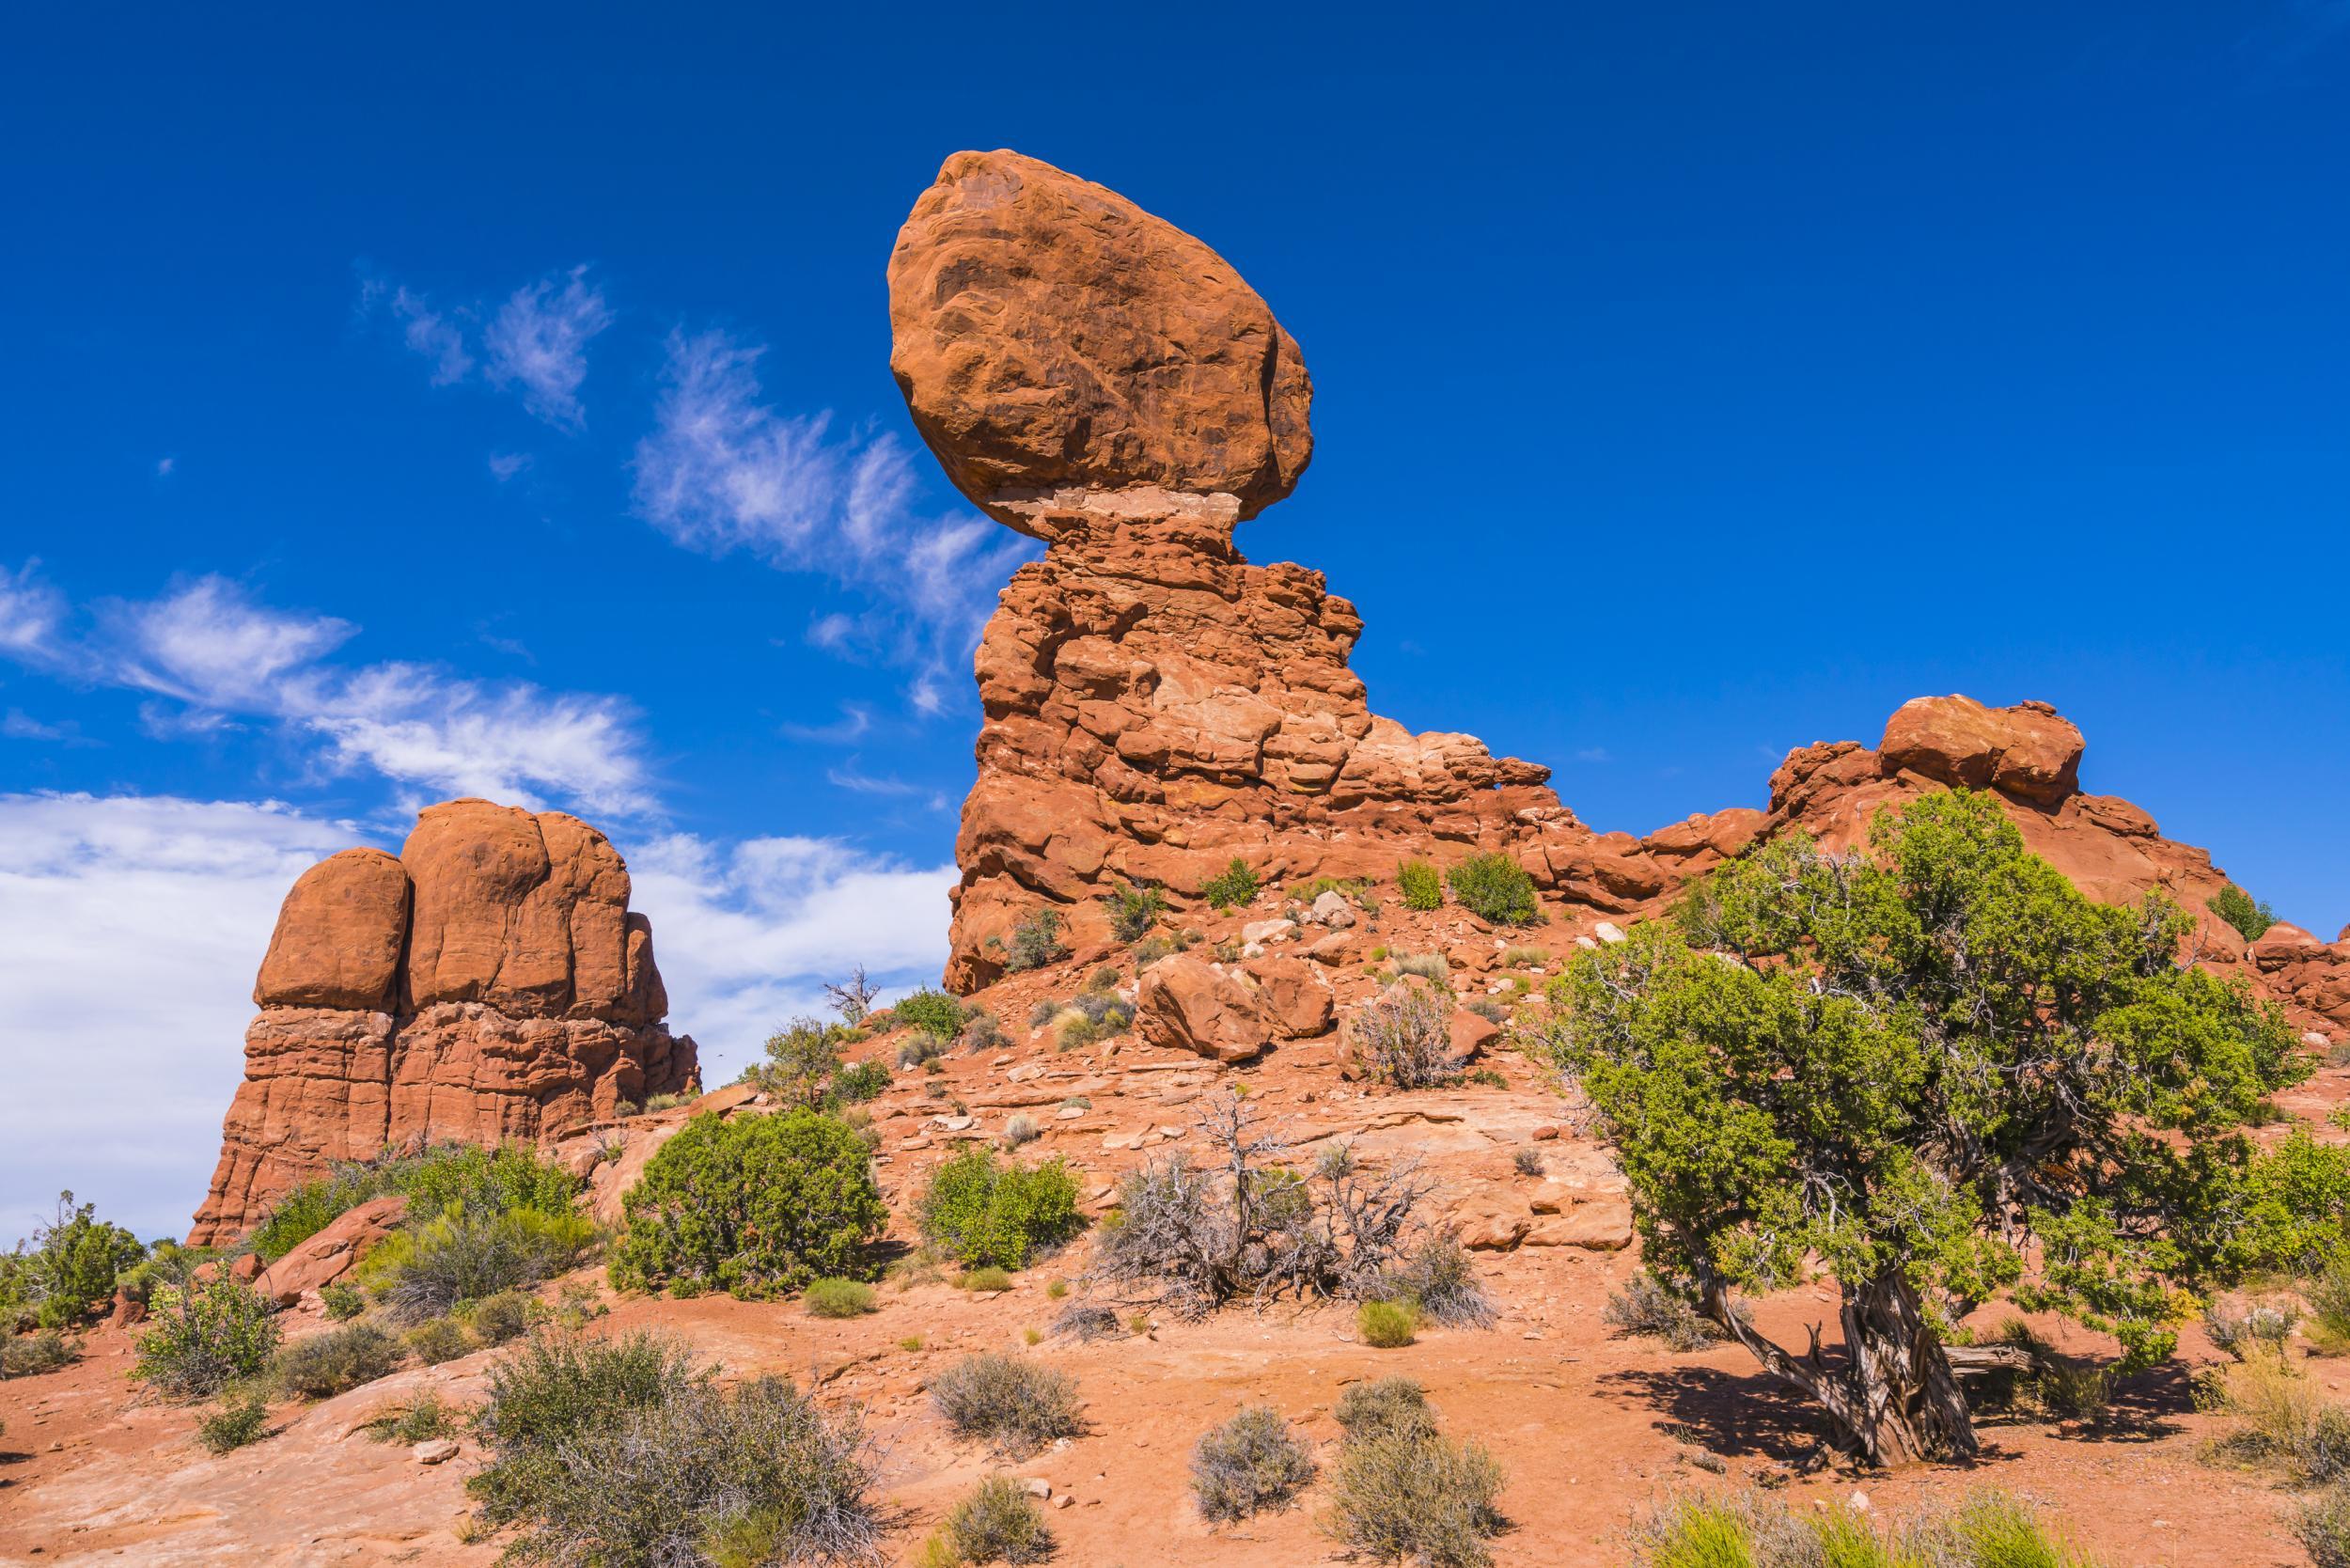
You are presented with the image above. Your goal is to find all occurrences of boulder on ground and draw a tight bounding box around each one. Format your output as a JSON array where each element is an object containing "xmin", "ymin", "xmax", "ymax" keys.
[{"xmin": 1136, "ymin": 955, "xmax": 1269, "ymax": 1063}]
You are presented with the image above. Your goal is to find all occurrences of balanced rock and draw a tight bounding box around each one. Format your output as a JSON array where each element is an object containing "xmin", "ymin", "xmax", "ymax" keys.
[
  {"xmin": 190, "ymin": 800, "xmax": 697, "ymax": 1245},
  {"xmin": 1877, "ymin": 695, "xmax": 2084, "ymax": 806}
]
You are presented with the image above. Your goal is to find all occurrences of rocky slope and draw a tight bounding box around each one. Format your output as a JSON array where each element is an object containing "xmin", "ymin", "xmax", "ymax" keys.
[{"xmin": 188, "ymin": 798, "xmax": 697, "ymax": 1245}]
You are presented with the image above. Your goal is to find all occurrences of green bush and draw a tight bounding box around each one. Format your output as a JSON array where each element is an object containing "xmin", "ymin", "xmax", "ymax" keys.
[
  {"xmin": 197, "ymin": 1392, "xmax": 273, "ymax": 1454},
  {"xmin": 1632, "ymin": 1488, "xmax": 2098, "ymax": 1568},
  {"xmin": 467, "ymin": 1289, "xmax": 532, "ymax": 1345},
  {"xmin": 1104, "ymin": 881, "xmax": 1169, "ymax": 943},
  {"xmin": 249, "ymin": 1141, "xmax": 581, "ymax": 1264},
  {"xmin": 406, "ymin": 1316, "xmax": 471, "ymax": 1365},
  {"xmin": 832, "ymin": 1058, "xmax": 891, "ymax": 1104},
  {"xmin": 1358, "ymin": 1300, "xmax": 1418, "ymax": 1348},
  {"xmin": 1191, "ymin": 1405, "xmax": 1317, "ymax": 1522},
  {"xmin": 750, "ymin": 1017, "xmax": 854, "ymax": 1106},
  {"xmin": 1004, "ymin": 907, "xmax": 1069, "ymax": 972},
  {"xmin": 899, "ymin": 1032, "xmax": 948, "ymax": 1070},
  {"xmin": 940, "ymin": 1473, "xmax": 1056, "ymax": 1564},
  {"xmin": 135, "ymin": 1274, "xmax": 281, "ymax": 1400},
  {"xmin": 362, "ymin": 1389, "xmax": 456, "ymax": 1444},
  {"xmin": 1201, "ymin": 856, "xmax": 1261, "ymax": 911},
  {"xmin": 470, "ymin": 1332, "xmax": 881, "ymax": 1567},
  {"xmin": 320, "ymin": 1281, "xmax": 366, "ymax": 1321},
  {"xmin": 2209, "ymin": 883, "xmax": 2279, "ymax": 942},
  {"xmin": 274, "ymin": 1322, "xmax": 401, "ymax": 1398},
  {"xmin": 806, "ymin": 1278, "xmax": 877, "ymax": 1318},
  {"xmin": 359, "ymin": 1207, "xmax": 594, "ymax": 1323},
  {"xmin": 611, "ymin": 1109, "xmax": 886, "ymax": 1299},
  {"xmin": 2299, "ymin": 1484, "xmax": 2350, "ymax": 1568},
  {"xmin": 917, "ymin": 1147, "xmax": 1084, "ymax": 1270},
  {"xmin": 961, "ymin": 1265, "xmax": 1013, "ymax": 1294},
  {"xmin": 1445, "ymin": 853, "xmax": 1540, "ymax": 925},
  {"xmin": 896, "ymin": 987, "xmax": 968, "ymax": 1043},
  {"xmin": 0, "ymin": 1191, "xmax": 145, "ymax": 1329},
  {"xmin": 1397, "ymin": 859, "xmax": 1443, "ymax": 912},
  {"xmin": 930, "ymin": 1353, "xmax": 1082, "ymax": 1455}
]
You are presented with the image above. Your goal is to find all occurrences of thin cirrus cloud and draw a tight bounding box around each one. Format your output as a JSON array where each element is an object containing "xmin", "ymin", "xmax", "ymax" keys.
[
  {"xmin": 1, "ymin": 566, "xmax": 659, "ymax": 818},
  {"xmin": 629, "ymin": 327, "xmax": 1034, "ymax": 714},
  {"xmin": 364, "ymin": 264, "xmax": 613, "ymax": 431}
]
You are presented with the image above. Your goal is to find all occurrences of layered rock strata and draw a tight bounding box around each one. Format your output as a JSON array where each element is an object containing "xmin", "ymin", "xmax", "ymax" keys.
[{"xmin": 189, "ymin": 798, "xmax": 697, "ymax": 1244}]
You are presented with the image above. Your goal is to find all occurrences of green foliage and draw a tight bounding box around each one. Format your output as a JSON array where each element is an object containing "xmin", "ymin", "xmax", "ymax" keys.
[
  {"xmin": 917, "ymin": 1147, "xmax": 1084, "ymax": 1270},
  {"xmin": 2231, "ymin": 1130, "xmax": 2350, "ymax": 1278},
  {"xmin": 1201, "ymin": 856, "xmax": 1261, "ymax": 911},
  {"xmin": 197, "ymin": 1392, "xmax": 273, "ymax": 1454},
  {"xmin": 249, "ymin": 1141, "xmax": 580, "ymax": 1263},
  {"xmin": 274, "ymin": 1322, "xmax": 402, "ymax": 1398},
  {"xmin": 1554, "ymin": 791, "xmax": 2305, "ymax": 1460},
  {"xmin": 359, "ymin": 1207, "xmax": 594, "ymax": 1323},
  {"xmin": 1357, "ymin": 1299, "xmax": 1418, "ymax": 1347},
  {"xmin": 940, "ymin": 1473, "xmax": 1056, "ymax": 1564},
  {"xmin": 362, "ymin": 1389, "xmax": 456, "ymax": 1444},
  {"xmin": 1445, "ymin": 853, "xmax": 1540, "ymax": 925},
  {"xmin": 0, "ymin": 1191, "xmax": 145, "ymax": 1329},
  {"xmin": 1191, "ymin": 1405, "xmax": 1317, "ymax": 1522},
  {"xmin": 960, "ymin": 1265, "xmax": 1013, "ymax": 1293},
  {"xmin": 466, "ymin": 1289, "xmax": 532, "ymax": 1345},
  {"xmin": 406, "ymin": 1316, "xmax": 471, "ymax": 1365},
  {"xmin": 611, "ymin": 1109, "xmax": 886, "ymax": 1299},
  {"xmin": 470, "ymin": 1329, "xmax": 881, "ymax": 1566},
  {"xmin": 2209, "ymin": 882, "xmax": 2279, "ymax": 942},
  {"xmin": 1397, "ymin": 858, "xmax": 1443, "ymax": 912},
  {"xmin": 930, "ymin": 1353, "xmax": 1082, "ymax": 1455},
  {"xmin": 1104, "ymin": 881, "xmax": 1169, "ymax": 943},
  {"xmin": 896, "ymin": 987, "xmax": 968, "ymax": 1043},
  {"xmin": 2298, "ymin": 1484, "xmax": 2350, "ymax": 1568},
  {"xmin": 806, "ymin": 1278, "xmax": 877, "ymax": 1318},
  {"xmin": 833, "ymin": 1058, "xmax": 891, "ymax": 1104},
  {"xmin": 135, "ymin": 1274, "xmax": 281, "ymax": 1400},
  {"xmin": 752, "ymin": 1019, "xmax": 891, "ymax": 1110},
  {"xmin": 1003, "ymin": 907, "xmax": 1069, "ymax": 972},
  {"xmin": 320, "ymin": 1281, "xmax": 366, "ymax": 1321},
  {"xmin": 1632, "ymin": 1488, "xmax": 2098, "ymax": 1568},
  {"xmin": 0, "ymin": 1328, "xmax": 77, "ymax": 1379}
]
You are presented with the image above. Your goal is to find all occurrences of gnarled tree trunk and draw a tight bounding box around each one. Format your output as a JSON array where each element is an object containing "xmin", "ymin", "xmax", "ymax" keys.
[{"xmin": 1704, "ymin": 1272, "xmax": 1978, "ymax": 1466}]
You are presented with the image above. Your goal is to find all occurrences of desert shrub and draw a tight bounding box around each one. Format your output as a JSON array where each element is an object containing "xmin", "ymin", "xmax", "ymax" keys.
[
  {"xmin": 1391, "ymin": 951, "xmax": 1449, "ymax": 984},
  {"xmin": 749, "ymin": 1016, "xmax": 860, "ymax": 1107},
  {"xmin": 1511, "ymin": 1148, "xmax": 1543, "ymax": 1178},
  {"xmin": 1003, "ymin": 1114, "xmax": 1040, "ymax": 1148},
  {"xmin": 2299, "ymin": 1486, "xmax": 2350, "ymax": 1568},
  {"xmin": 917, "ymin": 1147, "xmax": 1083, "ymax": 1270},
  {"xmin": 1202, "ymin": 856, "xmax": 1261, "ymax": 911},
  {"xmin": 197, "ymin": 1392, "xmax": 273, "ymax": 1454},
  {"xmin": 2313, "ymin": 1260, "xmax": 2350, "ymax": 1354},
  {"xmin": 0, "ymin": 1191, "xmax": 145, "ymax": 1330},
  {"xmin": 896, "ymin": 987, "xmax": 968, "ymax": 1043},
  {"xmin": 834, "ymin": 1059, "xmax": 891, "ymax": 1105},
  {"xmin": 1092, "ymin": 1092, "xmax": 1433, "ymax": 1316},
  {"xmin": 249, "ymin": 1141, "xmax": 580, "ymax": 1267},
  {"xmin": 467, "ymin": 1289, "xmax": 532, "ymax": 1345},
  {"xmin": 135, "ymin": 1274, "xmax": 280, "ymax": 1399},
  {"xmin": 1354, "ymin": 984, "xmax": 1461, "ymax": 1090},
  {"xmin": 1049, "ymin": 1303, "xmax": 1122, "ymax": 1342},
  {"xmin": 900, "ymin": 1033, "xmax": 948, "ymax": 1069},
  {"xmin": 2207, "ymin": 1296, "xmax": 2298, "ymax": 1361},
  {"xmin": 642, "ymin": 1091, "xmax": 693, "ymax": 1114},
  {"xmin": 2210, "ymin": 883, "xmax": 2279, "ymax": 942},
  {"xmin": 407, "ymin": 1316, "xmax": 470, "ymax": 1364},
  {"xmin": 1446, "ymin": 854, "xmax": 1540, "ymax": 925},
  {"xmin": 0, "ymin": 1328, "xmax": 78, "ymax": 1378},
  {"xmin": 320, "ymin": 1281, "xmax": 366, "ymax": 1321},
  {"xmin": 930, "ymin": 1353, "xmax": 1082, "ymax": 1455},
  {"xmin": 1326, "ymin": 1425, "xmax": 1506, "ymax": 1568},
  {"xmin": 1104, "ymin": 881, "xmax": 1169, "ymax": 943},
  {"xmin": 1375, "ymin": 1237, "xmax": 1494, "ymax": 1328},
  {"xmin": 274, "ymin": 1322, "xmax": 401, "ymax": 1398},
  {"xmin": 961, "ymin": 1266, "xmax": 1013, "ymax": 1294},
  {"xmin": 940, "ymin": 1473, "xmax": 1056, "ymax": 1564},
  {"xmin": 959, "ymin": 1010, "xmax": 1006, "ymax": 1054},
  {"xmin": 1397, "ymin": 859, "xmax": 1443, "ymax": 912},
  {"xmin": 364, "ymin": 1389, "xmax": 457, "ymax": 1444},
  {"xmin": 807, "ymin": 1278, "xmax": 877, "ymax": 1318},
  {"xmin": 1004, "ymin": 907, "xmax": 1069, "ymax": 973},
  {"xmin": 1559, "ymin": 791, "xmax": 2305, "ymax": 1464},
  {"xmin": 2205, "ymin": 1354, "xmax": 2350, "ymax": 1482},
  {"xmin": 611, "ymin": 1108, "xmax": 886, "ymax": 1299},
  {"xmin": 360, "ymin": 1207, "xmax": 594, "ymax": 1324},
  {"xmin": 1631, "ymin": 1488, "xmax": 2096, "ymax": 1568},
  {"xmin": 1604, "ymin": 1273, "xmax": 1724, "ymax": 1353},
  {"xmin": 1357, "ymin": 1300, "xmax": 1418, "ymax": 1348},
  {"xmin": 468, "ymin": 1328, "xmax": 704, "ymax": 1529},
  {"xmin": 1191, "ymin": 1405, "xmax": 1317, "ymax": 1522},
  {"xmin": 489, "ymin": 1371, "xmax": 884, "ymax": 1568},
  {"xmin": 1499, "ymin": 946, "xmax": 1549, "ymax": 968},
  {"xmin": 1334, "ymin": 1377, "xmax": 1434, "ymax": 1445}
]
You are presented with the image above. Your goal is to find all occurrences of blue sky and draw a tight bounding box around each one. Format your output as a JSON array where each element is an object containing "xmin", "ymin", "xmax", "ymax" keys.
[{"xmin": 3, "ymin": 3, "xmax": 2345, "ymax": 1239}]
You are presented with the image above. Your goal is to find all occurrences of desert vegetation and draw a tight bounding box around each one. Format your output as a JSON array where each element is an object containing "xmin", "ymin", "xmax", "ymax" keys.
[
  {"xmin": 916, "ymin": 1146, "xmax": 1083, "ymax": 1270},
  {"xmin": 930, "ymin": 1351, "xmax": 1083, "ymax": 1455},
  {"xmin": 1191, "ymin": 1405, "xmax": 1316, "ymax": 1522},
  {"xmin": 1630, "ymin": 1489, "xmax": 2100, "ymax": 1567},
  {"xmin": 0, "ymin": 1191, "xmax": 145, "ymax": 1331}
]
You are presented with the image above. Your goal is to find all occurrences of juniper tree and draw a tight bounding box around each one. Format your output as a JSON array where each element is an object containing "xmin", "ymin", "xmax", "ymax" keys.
[{"xmin": 1551, "ymin": 790, "xmax": 2302, "ymax": 1465}]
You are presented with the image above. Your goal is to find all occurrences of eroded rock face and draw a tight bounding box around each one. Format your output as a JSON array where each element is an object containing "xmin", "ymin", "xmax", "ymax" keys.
[{"xmin": 190, "ymin": 800, "xmax": 697, "ymax": 1245}]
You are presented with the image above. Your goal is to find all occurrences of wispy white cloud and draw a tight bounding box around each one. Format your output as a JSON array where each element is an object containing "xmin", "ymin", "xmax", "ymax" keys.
[
  {"xmin": 824, "ymin": 760, "xmax": 925, "ymax": 798},
  {"xmin": 483, "ymin": 267, "xmax": 612, "ymax": 431},
  {"xmin": 0, "ymin": 561, "xmax": 68, "ymax": 660},
  {"xmin": 630, "ymin": 328, "xmax": 1032, "ymax": 713},
  {"xmin": 488, "ymin": 451, "xmax": 533, "ymax": 483},
  {"xmin": 2, "ymin": 709, "xmax": 74, "ymax": 742},
  {"xmin": 155, "ymin": 456, "xmax": 177, "ymax": 478},
  {"xmin": 1, "ymin": 568, "xmax": 658, "ymax": 818},
  {"xmin": 780, "ymin": 703, "xmax": 871, "ymax": 745},
  {"xmin": 364, "ymin": 266, "xmax": 610, "ymax": 431}
]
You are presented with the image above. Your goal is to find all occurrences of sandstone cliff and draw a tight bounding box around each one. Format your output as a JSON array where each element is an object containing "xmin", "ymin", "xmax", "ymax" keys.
[{"xmin": 189, "ymin": 799, "xmax": 697, "ymax": 1245}]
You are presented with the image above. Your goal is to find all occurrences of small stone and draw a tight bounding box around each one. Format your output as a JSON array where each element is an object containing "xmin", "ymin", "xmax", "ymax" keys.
[
  {"xmin": 1022, "ymin": 1478, "xmax": 1053, "ymax": 1498},
  {"xmin": 1053, "ymin": 1494, "xmax": 1076, "ymax": 1510},
  {"xmin": 1594, "ymin": 921, "xmax": 1627, "ymax": 945},
  {"xmin": 414, "ymin": 1438, "xmax": 460, "ymax": 1465}
]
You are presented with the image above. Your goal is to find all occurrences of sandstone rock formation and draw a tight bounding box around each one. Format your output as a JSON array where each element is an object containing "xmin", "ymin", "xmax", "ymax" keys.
[
  {"xmin": 190, "ymin": 799, "xmax": 697, "ymax": 1245},
  {"xmin": 891, "ymin": 150, "xmax": 2342, "ymax": 1042}
]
